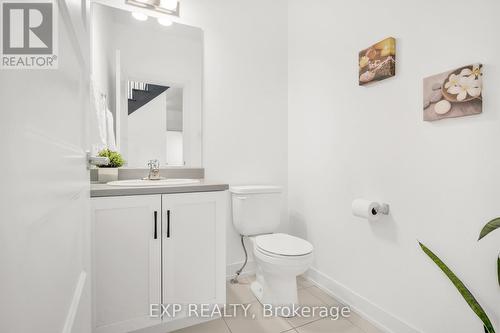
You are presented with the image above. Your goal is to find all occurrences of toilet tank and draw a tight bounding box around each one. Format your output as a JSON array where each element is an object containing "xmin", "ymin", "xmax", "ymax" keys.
[{"xmin": 230, "ymin": 185, "xmax": 282, "ymax": 236}]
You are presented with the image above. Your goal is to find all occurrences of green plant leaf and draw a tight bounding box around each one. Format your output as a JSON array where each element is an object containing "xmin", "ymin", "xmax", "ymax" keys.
[
  {"xmin": 419, "ymin": 242, "xmax": 496, "ymax": 333},
  {"xmin": 479, "ymin": 218, "xmax": 500, "ymax": 240},
  {"xmin": 497, "ymin": 255, "xmax": 500, "ymax": 288},
  {"xmin": 97, "ymin": 149, "xmax": 124, "ymax": 168}
]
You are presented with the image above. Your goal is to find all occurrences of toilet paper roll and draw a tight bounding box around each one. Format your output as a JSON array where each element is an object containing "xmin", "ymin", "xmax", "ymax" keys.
[{"xmin": 352, "ymin": 199, "xmax": 381, "ymax": 221}]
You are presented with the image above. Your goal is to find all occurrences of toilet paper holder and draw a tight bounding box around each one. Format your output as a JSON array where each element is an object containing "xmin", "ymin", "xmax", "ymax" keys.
[
  {"xmin": 352, "ymin": 199, "xmax": 390, "ymax": 221},
  {"xmin": 373, "ymin": 203, "xmax": 390, "ymax": 215}
]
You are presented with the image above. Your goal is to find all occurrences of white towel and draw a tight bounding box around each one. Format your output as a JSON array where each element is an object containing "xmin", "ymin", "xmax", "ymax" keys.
[
  {"xmin": 91, "ymin": 80, "xmax": 117, "ymax": 151},
  {"xmin": 96, "ymin": 96, "xmax": 107, "ymax": 146},
  {"xmin": 105, "ymin": 108, "xmax": 117, "ymax": 151}
]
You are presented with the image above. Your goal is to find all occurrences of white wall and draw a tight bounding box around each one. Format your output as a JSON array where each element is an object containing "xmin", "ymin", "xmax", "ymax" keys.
[
  {"xmin": 166, "ymin": 131, "xmax": 184, "ymax": 166},
  {"xmin": 128, "ymin": 92, "xmax": 168, "ymax": 166},
  {"xmin": 179, "ymin": 0, "xmax": 289, "ymax": 274},
  {"xmin": 166, "ymin": 87, "xmax": 183, "ymax": 131},
  {"xmin": 288, "ymin": 1, "xmax": 500, "ymax": 332}
]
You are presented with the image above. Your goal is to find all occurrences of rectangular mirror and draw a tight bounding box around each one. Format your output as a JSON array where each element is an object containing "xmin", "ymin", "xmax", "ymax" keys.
[{"xmin": 91, "ymin": 3, "xmax": 203, "ymax": 167}]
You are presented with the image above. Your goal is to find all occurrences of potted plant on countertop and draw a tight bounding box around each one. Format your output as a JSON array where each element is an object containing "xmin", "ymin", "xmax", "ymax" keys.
[{"xmin": 97, "ymin": 149, "xmax": 124, "ymax": 183}]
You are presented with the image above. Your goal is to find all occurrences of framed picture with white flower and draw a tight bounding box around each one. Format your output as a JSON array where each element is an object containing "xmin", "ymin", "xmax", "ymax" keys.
[{"xmin": 423, "ymin": 64, "xmax": 483, "ymax": 121}]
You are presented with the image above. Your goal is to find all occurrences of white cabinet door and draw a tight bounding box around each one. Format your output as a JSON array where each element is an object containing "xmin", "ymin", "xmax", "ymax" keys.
[
  {"xmin": 92, "ymin": 195, "xmax": 162, "ymax": 333},
  {"xmin": 162, "ymin": 192, "xmax": 227, "ymax": 307}
]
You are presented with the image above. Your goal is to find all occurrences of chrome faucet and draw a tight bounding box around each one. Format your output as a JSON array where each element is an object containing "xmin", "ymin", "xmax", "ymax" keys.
[{"xmin": 146, "ymin": 159, "xmax": 161, "ymax": 180}]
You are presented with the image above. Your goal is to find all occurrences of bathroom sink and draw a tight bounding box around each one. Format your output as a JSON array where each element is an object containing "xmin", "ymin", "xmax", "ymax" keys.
[{"xmin": 107, "ymin": 179, "xmax": 200, "ymax": 187}]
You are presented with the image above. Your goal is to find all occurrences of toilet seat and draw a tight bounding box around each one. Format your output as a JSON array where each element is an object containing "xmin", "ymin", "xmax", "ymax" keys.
[{"xmin": 255, "ymin": 233, "xmax": 313, "ymax": 257}]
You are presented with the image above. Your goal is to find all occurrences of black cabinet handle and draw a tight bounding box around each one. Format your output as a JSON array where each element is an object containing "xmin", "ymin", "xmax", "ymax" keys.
[
  {"xmin": 154, "ymin": 211, "xmax": 158, "ymax": 239},
  {"xmin": 167, "ymin": 210, "xmax": 171, "ymax": 238}
]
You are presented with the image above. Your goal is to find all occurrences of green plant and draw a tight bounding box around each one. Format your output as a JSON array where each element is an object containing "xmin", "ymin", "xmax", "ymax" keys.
[
  {"xmin": 478, "ymin": 218, "xmax": 500, "ymax": 286},
  {"xmin": 419, "ymin": 242, "xmax": 495, "ymax": 333},
  {"xmin": 98, "ymin": 149, "xmax": 124, "ymax": 168}
]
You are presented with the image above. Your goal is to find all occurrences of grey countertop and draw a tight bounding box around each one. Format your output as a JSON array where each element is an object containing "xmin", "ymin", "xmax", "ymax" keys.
[{"xmin": 91, "ymin": 180, "xmax": 229, "ymax": 198}]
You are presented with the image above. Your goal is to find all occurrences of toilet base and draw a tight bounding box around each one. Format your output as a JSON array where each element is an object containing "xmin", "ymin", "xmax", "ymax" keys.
[
  {"xmin": 250, "ymin": 270, "xmax": 302, "ymax": 318},
  {"xmin": 250, "ymin": 280, "xmax": 263, "ymax": 302},
  {"xmin": 247, "ymin": 235, "xmax": 314, "ymax": 318},
  {"xmin": 250, "ymin": 279, "xmax": 299, "ymax": 317}
]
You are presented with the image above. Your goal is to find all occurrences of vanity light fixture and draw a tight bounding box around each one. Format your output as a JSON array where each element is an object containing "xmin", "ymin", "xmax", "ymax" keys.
[
  {"xmin": 157, "ymin": 16, "xmax": 173, "ymax": 26},
  {"xmin": 126, "ymin": 0, "xmax": 180, "ymax": 16},
  {"xmin": 160, "ymin": 0, "xmax": 178, "ymax": 11},
  {"xmin": 131, "ymin": 11, "xmax": 148, "ymax": 21}
]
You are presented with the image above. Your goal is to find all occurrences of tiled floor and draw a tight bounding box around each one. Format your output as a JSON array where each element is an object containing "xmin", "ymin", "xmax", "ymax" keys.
[{"xmin": 172, "ymin": 275, "xmax": 385, "ymax": 333}]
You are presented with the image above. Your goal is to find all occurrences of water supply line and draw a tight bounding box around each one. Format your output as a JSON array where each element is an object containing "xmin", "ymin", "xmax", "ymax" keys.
[{"xmin": 230, "ymin": 235, "xmax": 248, "ymax": 284}]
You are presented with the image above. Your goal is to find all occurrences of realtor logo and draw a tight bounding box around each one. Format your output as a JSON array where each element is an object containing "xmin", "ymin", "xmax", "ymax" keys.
[{"xmin": 1, "ymin": 0, "xmax": 58, "ymax": 69}]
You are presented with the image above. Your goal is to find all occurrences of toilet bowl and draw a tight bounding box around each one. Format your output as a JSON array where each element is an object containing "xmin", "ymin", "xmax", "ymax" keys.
[
  {"xmin": 249, "ymin": 233, "xmax": 313, "ymax": 312},
  {"xmin": 229, "ymin": 185, "xmax": 314, "ymax": 316}
]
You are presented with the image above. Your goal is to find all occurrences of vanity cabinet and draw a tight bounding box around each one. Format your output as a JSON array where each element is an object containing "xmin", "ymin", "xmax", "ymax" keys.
[
  {"xmin": 161, "ymin": 193, "xmax": 226, "ymax": 306},
  {"xmin": 91, "ymin": 191, "xmax": 227, "ymax": 333},
  {"xmin": 92, "ymin": 195, "xmax": 162, "ymax": 333}
]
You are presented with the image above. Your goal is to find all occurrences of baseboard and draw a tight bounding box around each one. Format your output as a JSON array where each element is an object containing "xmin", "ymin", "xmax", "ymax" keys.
[
  {"xmin": 135, "ymin": 315, "xmax": 220, "ymax": 333},
  {"xmin": 62, "ymin": 271, "xmax": 87, "ymax": 333},
  {"xmin": 305, "ymin": 268, "xmax": 421, "ymax": 333},
  {"xmin": 226, "ymin": 260, "xmax": 256, "ymax": 280}
]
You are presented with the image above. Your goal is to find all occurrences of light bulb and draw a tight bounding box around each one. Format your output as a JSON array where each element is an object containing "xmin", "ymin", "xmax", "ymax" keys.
[
  {"xmin": 131, "ymin": 12, "xmax": 148, "ymax": 21},
  {"xmin": 157, "ymin": 17, "xmax": 173, "ymax": 26}
]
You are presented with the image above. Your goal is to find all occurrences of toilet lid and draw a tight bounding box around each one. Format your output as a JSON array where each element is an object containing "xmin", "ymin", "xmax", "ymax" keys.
[{"xmin": 255, "ymin": 233, "xmax": 313, "ymax": 256}]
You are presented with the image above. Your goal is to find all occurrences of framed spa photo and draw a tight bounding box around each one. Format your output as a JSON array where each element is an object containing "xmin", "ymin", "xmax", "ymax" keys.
[
  {"xmin": 358, "ymin": 37, "xmax": 396, "ymax": 86},
  {"xmin": 423, "ymin": 64, "xmax": 483, "ymax": 121}
]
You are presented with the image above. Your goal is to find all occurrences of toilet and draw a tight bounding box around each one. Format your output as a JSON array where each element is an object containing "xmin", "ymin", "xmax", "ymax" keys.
[{"xmin": 230, "ymin": 185, "xmax": 314, "ymax": 314}]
